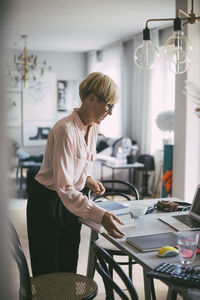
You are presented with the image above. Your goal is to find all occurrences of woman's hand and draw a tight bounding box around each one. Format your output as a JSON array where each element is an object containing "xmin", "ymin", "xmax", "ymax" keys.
[
  {"xmin": 101, "ymin": 211, "xmax": 125, "ymax": 239},
  {"xmin": 86, "ymin": 176, "xmax": 105, "ymax": 196}
]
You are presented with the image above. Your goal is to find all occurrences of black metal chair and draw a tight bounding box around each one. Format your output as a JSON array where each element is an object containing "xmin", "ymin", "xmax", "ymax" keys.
[
  {"xmin": 9, "ymin": 220, "xmax": 98, "ymax": 300},
  {"xmin": 88, "ymin": 179, "xmax": 139, "ymax": 280},
  {"xmin": 91, "ymin": 241, "xmax": 139, "ymax": 300}
]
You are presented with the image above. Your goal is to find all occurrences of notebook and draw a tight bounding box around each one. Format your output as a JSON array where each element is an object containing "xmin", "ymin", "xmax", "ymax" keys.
[
  {"xmin": 159, "ymin": 185, "xmax": 200, "ymax": 232},
  {"xmin": 126, "ymin": 232, "xmax": 177, "ymax": 252}
]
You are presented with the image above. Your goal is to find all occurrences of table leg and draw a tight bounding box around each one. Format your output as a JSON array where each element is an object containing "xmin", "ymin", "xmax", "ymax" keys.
[
  {"xmin": 112, "ymin": 169, "xmax": 114, "ymax": 181},
  {"xmin": 112, "ymin": 169, "xmax": 114, "ymax": 190},
  {"xmin": 16, "ymin": 166, "xmax": 19, "ymax": 183},
  {"xmin": 129, "ymin": 168, "xmax": 131, "ymax": 183},
  {"xmin": 20, "ymin": 166, "xmax": 23, "ymax": 190},
  {"xmin": 166, "ymin": 287, "xmax": 177, "ymax": 300},
  {"xmin": 143, "ymin": 268, "xmax": 153, "ymax": 300},
  {"xmin": 101, "ymin": 163, "xmax": 103, "ymax": 181},
  {"xmin": 86, "ymin": 229, "xmax": 98, "ymax": 278}
]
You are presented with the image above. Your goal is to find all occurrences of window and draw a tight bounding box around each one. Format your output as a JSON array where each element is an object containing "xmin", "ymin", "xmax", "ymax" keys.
[{"xmin": 149, "ymin": 46, "xmax": 175, "ymax": 155}]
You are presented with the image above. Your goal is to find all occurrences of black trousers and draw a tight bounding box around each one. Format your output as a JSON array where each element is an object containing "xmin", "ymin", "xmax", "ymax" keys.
[{"xmin": 27, "ymin": 180, "xmax": 82, "ymax": 276}]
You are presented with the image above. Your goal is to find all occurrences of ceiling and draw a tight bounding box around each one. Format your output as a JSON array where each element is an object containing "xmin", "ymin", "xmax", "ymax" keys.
[{"xmin": 6, "ymin": 0, "xmax": 175, "ymax": 52}]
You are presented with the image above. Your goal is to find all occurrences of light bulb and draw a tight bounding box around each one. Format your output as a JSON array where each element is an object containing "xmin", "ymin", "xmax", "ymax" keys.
[
  {"xmin": 134, "ymin": 40, "xmax": 160, "ymax": 70},
  {"xmin": 167, "ymin": 60, "xmax": 189, "ymax": 74},
  {"xmin": 134, "ymin": 28, "xmax": 160, "ymax": 70},
  {"xmin": 164, "ymin": 18, "xmax": 192, "ymax": 74},
  {"xmin": 164, "ymin": 31, "xmax": 192, "ymax": 65}
]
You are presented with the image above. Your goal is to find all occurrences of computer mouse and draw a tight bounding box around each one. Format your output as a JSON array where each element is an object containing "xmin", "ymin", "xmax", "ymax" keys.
[{"xmin": 158, "ymin": 246, "xmax": 179, "ymax": 257}]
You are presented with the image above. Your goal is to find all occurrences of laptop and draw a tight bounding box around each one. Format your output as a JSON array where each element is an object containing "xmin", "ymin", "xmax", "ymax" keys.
[{"xmin": 159, "ymin": 185, "xmax": 200, "ymax": 231}]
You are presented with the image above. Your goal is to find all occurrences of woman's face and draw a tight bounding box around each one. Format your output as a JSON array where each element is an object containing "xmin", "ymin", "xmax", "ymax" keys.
[{"xmin": 92, "ymin": 95, "xmax": 114, "ymax": 124}]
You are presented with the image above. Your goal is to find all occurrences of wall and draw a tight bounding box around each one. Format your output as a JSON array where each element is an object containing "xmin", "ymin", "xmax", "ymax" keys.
[
  {"xmin": 173, "ymin": 0, "xmax": 200, "ymax": 201},
  {"xmin": 185, "ymin": 0, "xmax": 200, "ymax": 199},
  {"xmin": 7, "ymin": 50, "xmax": 86, "ymax": 155}
]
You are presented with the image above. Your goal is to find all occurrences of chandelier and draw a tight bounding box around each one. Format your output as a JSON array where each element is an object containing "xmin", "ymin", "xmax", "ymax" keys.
[
  {"xmin": 134, "ymin": 0, "xmax": 200, "ymax": 74},
  {"xmin": 7, "ymin": 35, "xmax": 51, "ymax": 88}
]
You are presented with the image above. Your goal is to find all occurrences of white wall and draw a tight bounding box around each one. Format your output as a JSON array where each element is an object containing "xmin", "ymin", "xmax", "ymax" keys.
[
  {"xmin": 7, "ymin": 50, "xmax": 86, "ymax": 155},
  {"xmin": 185, "ymin": 0, "xmax": 200, "ymax": 200},
  {"xmin": 173, "ymin": 0, "xmax": 200, "ymax": 201}
]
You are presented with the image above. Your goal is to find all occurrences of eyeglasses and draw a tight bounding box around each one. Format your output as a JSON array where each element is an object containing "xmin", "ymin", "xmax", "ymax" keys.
[
  {"xmin": 105, "ymin": 103, "xmax": 114, "ymax": 112},
  {"xmin": 96, "ymin": 94, "xmax": 114, "ymax": 112}
]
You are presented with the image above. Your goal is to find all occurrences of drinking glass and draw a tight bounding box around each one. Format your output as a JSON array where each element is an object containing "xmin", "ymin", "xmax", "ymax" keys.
[{"xmin": 177, "ymin": 231, "xmax": 199, "ymax": 265}]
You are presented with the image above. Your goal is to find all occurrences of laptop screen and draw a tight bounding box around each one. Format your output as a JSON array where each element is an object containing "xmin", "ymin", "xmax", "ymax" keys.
[{"xmin": 190, "ymin": 185, "xmax": 200, "ymax": 219}]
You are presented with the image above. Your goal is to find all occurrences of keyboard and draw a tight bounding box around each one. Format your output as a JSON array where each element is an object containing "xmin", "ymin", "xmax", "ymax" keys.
[
  {"xmin": 159, "ymin": 215, "xmax": 192, "ymax": 231},
  {"xmin": 148, "ymin": 263, "xmax": 200, "ymax": 289},
  {"xmin": 173, "ymin": 215, "xmax": 200, "ymax": 229}
]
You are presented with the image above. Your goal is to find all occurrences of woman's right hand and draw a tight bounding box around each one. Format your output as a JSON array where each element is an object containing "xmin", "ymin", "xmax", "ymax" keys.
[{"xmin": 101, "ymin": 211, "xmax": 125, "ymax": 238}]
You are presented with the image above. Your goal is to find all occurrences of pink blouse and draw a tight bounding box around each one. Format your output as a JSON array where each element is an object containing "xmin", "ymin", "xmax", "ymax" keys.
[{"xmin": 35, "ymin": 109, "xmax": 105, "ymax": 223}]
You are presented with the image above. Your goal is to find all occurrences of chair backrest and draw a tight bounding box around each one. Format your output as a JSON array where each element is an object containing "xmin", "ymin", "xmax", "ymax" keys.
[
  {"xmin": 88, "ymin": 179, "xmax": 139, "ymax": 201},
  {"xmin": 91, "ymin": 241, "xmax": 138, "ymax": 300},
  {"xmin": 93, "ymin": 191, "xmax": 132, "ymax": 202},
  {"xmin": 9, "ymin": 220, "xmax": 32, "ymax": 300}
]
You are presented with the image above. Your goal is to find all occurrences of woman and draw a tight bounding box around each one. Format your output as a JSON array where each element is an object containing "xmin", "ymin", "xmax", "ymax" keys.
[{"xmin": 27, "ymin": 72, "xmax": 124, "ymax": 276}]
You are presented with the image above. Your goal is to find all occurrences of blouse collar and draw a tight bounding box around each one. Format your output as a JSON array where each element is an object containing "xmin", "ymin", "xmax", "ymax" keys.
[{"xmin": 73, "ymin": 108, "xmax": 88, "ymax": 131}]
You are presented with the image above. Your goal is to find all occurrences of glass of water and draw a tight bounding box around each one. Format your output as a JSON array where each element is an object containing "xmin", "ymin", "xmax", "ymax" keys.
[{"xmin": 177, "ymin": 231, "xmax": 199, "ymax": 265}]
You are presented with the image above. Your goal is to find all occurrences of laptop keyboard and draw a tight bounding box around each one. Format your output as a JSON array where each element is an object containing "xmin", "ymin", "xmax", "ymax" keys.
[
  {"xmin": 159, "ymin": 215, "xmax": 192, "ymax": 231},
  {"xmin": 173, "ymin": 214, "xmax": 200, "ymax": 229}
]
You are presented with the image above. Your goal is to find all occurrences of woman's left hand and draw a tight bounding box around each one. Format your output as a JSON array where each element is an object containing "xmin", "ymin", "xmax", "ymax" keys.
[
  {"xmin": 101, "ymin": 212, "xmax": 125, "ymax": 238},
  {"xmin": 86, "ymin": 176, "xmax": 105, "ymax": 196}
]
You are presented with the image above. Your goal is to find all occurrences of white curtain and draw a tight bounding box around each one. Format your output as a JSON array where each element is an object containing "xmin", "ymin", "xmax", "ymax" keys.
[
  {"xmin": 149, "ymin": 46, "xmax": 175, "ymax": 155},
  {"xmin": 86, "ymin": 45, "xmax": 122, "ymax": 138},
  {"xmin": 128, "ymin": 30, "xmax": 159, "ymax": 154}
]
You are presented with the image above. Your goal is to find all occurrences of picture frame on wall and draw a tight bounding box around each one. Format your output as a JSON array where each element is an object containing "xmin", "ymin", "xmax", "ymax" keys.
[
  {"xmin": 23, "ymin": 120, "xmax": 53, "ymax": 146},
  {"xmin": 57, "ymin": 80, "xmax": 80, "ymax": 112},
  {"xmin": 6, "ymin": 91, "xmax": 22, "ymax": 127}
]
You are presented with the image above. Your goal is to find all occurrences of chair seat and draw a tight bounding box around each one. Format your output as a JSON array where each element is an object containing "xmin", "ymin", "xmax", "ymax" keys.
[{"xmin": 30, "ymin": 272, "xmax": 98, "ymax": 300}]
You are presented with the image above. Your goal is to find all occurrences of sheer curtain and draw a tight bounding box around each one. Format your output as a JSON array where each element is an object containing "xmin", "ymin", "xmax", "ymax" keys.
[
  {"xmin": 127, "ymin": 30, "xmax": 159, "ymax": 154},
  {"xmin": 149, "ymin": 46, "xmax": 175, "ymax": 155},
  {"xmin": 148, "ymin": 44, "xmax": 175, "ymax": 197},
  {"xmin": 124, "ymin": 30, "xmax": 174, "ymax": 155},
  {"xmin": 86, "ymin": 45, "xmax": 122, "ymax": 138}
]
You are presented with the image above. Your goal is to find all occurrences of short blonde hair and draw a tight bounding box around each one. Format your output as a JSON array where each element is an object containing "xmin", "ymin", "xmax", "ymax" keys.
[{"xmin": 79, "ymin": 72, "xmax": 119, "ymax": 105}]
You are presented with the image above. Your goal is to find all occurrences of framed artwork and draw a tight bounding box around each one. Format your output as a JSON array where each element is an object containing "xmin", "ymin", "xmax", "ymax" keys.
[
  {"xmin": 6, "ymin": 91, "xmax": 22, "ymax": 127},
  {"xmin": 57, "ymin": 80, "xmax": 80, "ymax": 112},
  {"xmin": 23, "ymin": 120, "xmax": 54, "ymax": 146}
]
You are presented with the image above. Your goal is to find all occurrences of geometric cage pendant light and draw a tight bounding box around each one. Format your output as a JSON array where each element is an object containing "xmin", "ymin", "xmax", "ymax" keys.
[{"xmin": 134, "ymin": 0, "xmax": 200, "ymax": 74}]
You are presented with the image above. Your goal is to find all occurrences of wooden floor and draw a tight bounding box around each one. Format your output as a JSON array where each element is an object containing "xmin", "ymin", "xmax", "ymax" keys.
[{"xmin": 8, "ymin": 197, "xmax": 182, "ymax": 300}]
